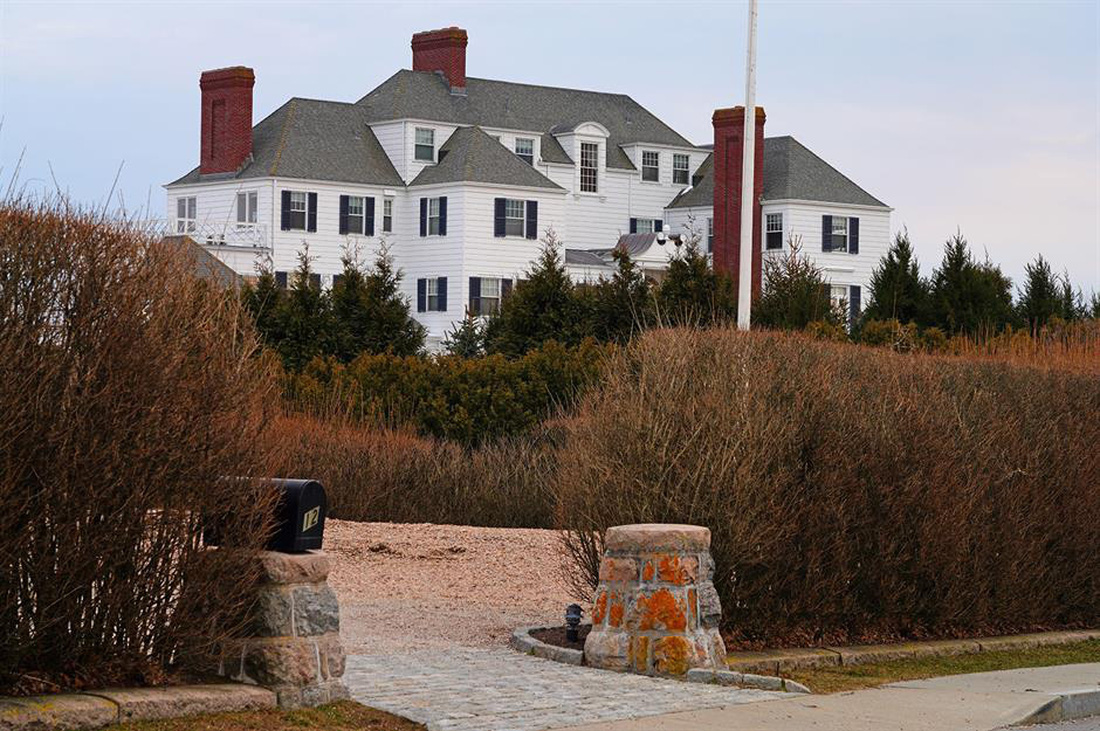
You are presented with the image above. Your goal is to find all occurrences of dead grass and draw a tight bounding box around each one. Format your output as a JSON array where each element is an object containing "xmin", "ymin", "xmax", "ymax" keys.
[
  {"xmin": 785, "ymin": 640, "xmax": 1100, "ymax": 694},
  {"xmin": 108, "ymin": 700, "xmax": 424, "ymax": 731}
]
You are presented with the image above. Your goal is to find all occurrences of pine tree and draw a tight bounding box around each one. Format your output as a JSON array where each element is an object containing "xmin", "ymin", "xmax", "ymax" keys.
[
  {"xmin": 241, "ymin": 260, "xmax": 285, "ymax": 348},
  {"xmin": 590, "ymin": 248, "xmax": 651, "ymax": 344},
  {"xmin": 354, "ymin": 243, "xmax": 425, "ymax": 356},
  {"xmin": 441, "ymin": 312, "xmax": 485, "ymax": 357},
  {"xmin": 1057, "ymin": 273, "xmax": 1083, "ymax": 322},
  {"xmin": 1090, "ymin": 292, "xmax": 1100, "ymax": 320},
  {"xmin": 864, "ymin": 229, "xmax": 929, "ymax": 325},
  {"xmin": 654, "ymin": 238, "xmax": 737, "ymax": 327},
  {"xmin": 752, "ymin": 235, "xmax": 842, "ymax": 330},
  {"xmin": 277, "ymin": 247, "xmax": 331, "ymax": 371},
  {"xmin": 484, "ymin": 228, "xmax": 591, "ymax": 356},
  {"xmin": 929, "ymin": 232, "xmax": 1013, "ymax": 334},
  {"xmin": 1016, "ymin": 255, "xmax": 1063, "ymax": 330}
]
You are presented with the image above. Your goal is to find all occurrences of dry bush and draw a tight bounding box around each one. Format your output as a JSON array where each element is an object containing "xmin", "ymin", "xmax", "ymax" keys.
[
  {"xmin": 0, "ymin": 200, "xmax": 281, "ymax": 692},
  {"xmin": 554, "ymin": 326, "xmax": 1100, "ymax": 647},
  {"xmin": 943, "ymin": 319, "xmax": 1100, "ymax": 374},
  {"xmin": 273, "ymin": 413, "xmax": 558, "ymax": 528}
]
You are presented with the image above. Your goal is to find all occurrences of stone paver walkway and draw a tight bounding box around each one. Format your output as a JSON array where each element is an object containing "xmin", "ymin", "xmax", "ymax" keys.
[{"xmin": 345, "ymin": 648, "xmax": 787, "ymax": 731}]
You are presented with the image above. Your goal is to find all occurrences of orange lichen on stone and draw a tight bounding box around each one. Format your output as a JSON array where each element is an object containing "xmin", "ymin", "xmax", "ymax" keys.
[
  {"xmin": 629, "ymin": 635, "xmax": 650, "ymax": 673},
  {"xmin": 657, "ymin": 554, "xmax": 698, "ymax": 585},
  {"xmin": 609, "ymin": 598, "xmax": 624, "ymax": 628},
  {"xmin": 636, "ymin": 588, "xmax": 687, "ymax": 631},
  {"xmin": 593, "ymin": 591, "xmax": 608, "ymax": 625},
  {"xmin": 642, "ymin": 561, "xmax": 655, "ymax": 582},
  {"xmin": 599, "ymin": 557, "xmax": 638, "ymax": 583},
  {"xmin": 653, "ymin": 636, "xmax": 692, "ymax": 675}
]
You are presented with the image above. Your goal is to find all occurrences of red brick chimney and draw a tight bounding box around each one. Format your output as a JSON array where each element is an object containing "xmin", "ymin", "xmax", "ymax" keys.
[
  {"xmin": 712, "ymin": 106, "xmax": 765, "ymax": 299},
  {"xmin": 199, "ymin": 66, "xmax": 255, "ymax": 175},
  {"xmin": 412, "ymin": 27, "xmax": 468, "ymax": 92}
]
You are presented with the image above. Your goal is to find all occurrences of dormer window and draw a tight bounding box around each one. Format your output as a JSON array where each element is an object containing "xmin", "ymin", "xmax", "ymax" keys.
[
  {"xmin": 641, "ymin": 151, "xmax": 659, "ymax": 182},
  {"xmin": 580, "ymin": 142, "xmax": 599, "ymax": 193},
  {"xmin": 415, "ymin": 128, "xmax": 435, "ymax": 161},
  {"xmin": 515, "ymin": 137, "xmax": 534, "ymax": 165}
]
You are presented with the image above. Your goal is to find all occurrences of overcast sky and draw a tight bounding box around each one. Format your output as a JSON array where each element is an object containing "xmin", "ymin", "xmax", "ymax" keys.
[{"xmin": 2, "ymin": 1, "xmax": 1098, "ymax": 293}]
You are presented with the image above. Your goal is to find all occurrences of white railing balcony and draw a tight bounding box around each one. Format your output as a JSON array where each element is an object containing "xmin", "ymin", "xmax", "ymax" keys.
[{"xmin": 150, "ymin": 221, "xmax": 271, "ymax": 250}]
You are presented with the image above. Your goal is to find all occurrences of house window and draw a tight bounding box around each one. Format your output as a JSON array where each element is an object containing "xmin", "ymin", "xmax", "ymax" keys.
[
  {"xmin": 641, "ymin": 151, "xmax": 659, "ymax": 182},
  {"xmin": 479, "ymin": 277, "xmax": 502, "ymax": 316},
  {"xmin": 176, "ymin": 196, "xmax": 196, "ymax": 233},
  {"xmin": 830, "ymin": 285, "xmax": 848, "ymax": 310},
  {"xmin": 428, "ymin": 197, "xmax": 441, "ymax": 235},
  {"xmin": 829, "ymin": 216, "xmax": 848, "ymax": 252},
  {"xmin": 346, "ymin": 196, "xmax": 365, "ymax": 234},
  {"xmin": 415, "ymin": 127, "xmax": 435, "ymax": 161},
  {"xmin": 287, "ymin": 191, "xmax": 308, "ymax": 230},
  {"xmin": 766, "ymin": 213, "xmax": 783, "ymax": 250},
  {"xmin": 427, "ymin": 278, "xmax": 441, "ymax": 311},
  {"xmin": 580, "ymin": 142, "xmax": 599, "ymax": 193},
  {"xmin": 707, "ymin": 217, "xmax": 714, "ymax": 252},
  {"xmin": 236, "ymin": 191, "xmax": 257, "ymax": 228},
  {"xmin": 634, "ymin": 218, "xmax": 656, "ymax": 234},
  {"xmin": 504, "ymin": 199, "xmax": 526, "ymax": 237},
  {"xmin": 673, "ymin": 154, "xmax": 689, "ymax": 186},
  {"xmin": 515, "ymin": 137, "xmax": 534, "ymax": 165},
  {"xmin": 383, "ymin": 197, "xmax": 393, "ymax": 233}
]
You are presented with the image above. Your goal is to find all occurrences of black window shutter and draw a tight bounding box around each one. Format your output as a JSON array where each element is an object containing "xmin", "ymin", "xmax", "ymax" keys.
[
  {"xmin": 280, "ymin": 191, "xmax": 291, "ymax": 231},
  {"xmin": 629, "ymin": 218, "xmax": 637, "ymax": 234},
  {"xmin": 525, "ymin": 201, "xmax": 538, "ymax": 239},
  {"xmin": 275, "ymin": 270, "xmax": 288, "ymax": 288},
  {"xmin": 438, "ymin": 196, "xmax": 448, "ymax": 236},
  {"xmin": 417, "ymin": 278, "xmax": 426, "ymax": 312},
  {"xmin": 307, "ymin": 192, "xmax": 318, "ymax": 232},
  {"xmin": 501, "ymin": 278, "xmax": 513, "ymax": 298},
  {"xmin": 494, "ymin": 198, "xmax": 506, "ymax": 237},
  {"xmin": 469, "ymin": 276, "xmax": 481, "ymax": 315},
  {"xmin": 420, "ymin": 198, "xmax": 428, "ymax": 237},
  {"xmin": 849, "ymin": 285, "xmax": 862, "ymax": 326},
  {"xmin": 654, "ymin": 219, "xmax": 663, "ymax": 232},
  {"xmin": 849, "ymin": 217, "xmax": 860, "ymax": 255},
  {"xmin": 821, "ymin": 215, "xmax": 832, "ymax": 252},
  {"xmin": 338, "ymin": 195, "xmax": 349, "ymax": 235},
  {"xmin": 438, "ymin": 277, "xmax": 448, "ymax": 311},
  {"xmin": 365, "ymin": 197, "xmax": 375, "ymax": 236},
  {"xmin": 310, "ymin": 273, "xmax": 321, "ymax": 289}
]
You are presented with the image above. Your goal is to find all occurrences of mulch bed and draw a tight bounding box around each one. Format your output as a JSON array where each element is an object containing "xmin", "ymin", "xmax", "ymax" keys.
[{"xmin": 530, "ymin": 624, "xmax": 591, "ymax": 651}]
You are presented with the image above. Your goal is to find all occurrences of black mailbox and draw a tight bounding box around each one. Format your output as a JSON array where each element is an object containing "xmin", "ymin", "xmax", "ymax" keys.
[{"xmin": 268, "ymin": 479, "xmax": 327, "ymax": 552}]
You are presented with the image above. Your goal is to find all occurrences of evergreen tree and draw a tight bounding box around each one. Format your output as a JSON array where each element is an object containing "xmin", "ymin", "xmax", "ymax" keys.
[
  {"xmin": 241, "ymin": 259, "xmax": 285, "ymax": 348},
  {"xmin": 1057, "ymin": 274, "xmax": 1083, "ymax": 322},
  {"xmin": 654, "ymin": 238, "xmax": 737, "ymax": 327},
  {"xmin": 277, "ymin": 247, "xmax": 331, "ymax": 371},
  {"xmin": 864, "ymin": 229, "xmax": 929, "ymax": 325},
  {"xmin": 590, "ymin": 248, "xmax": 651, "ymax": 344},
  {"xmin": 929, "ymin": 232, "xmax": 1013, "ymax": 334},
  {"xmin": 1016, "ymin": 255, "xmax": 1063, "ymax": 330},
  {"xmin": 484, "ymin": 228, "xmax": 591, "ymax": 356},
  {"xmin": 441, "ymin": 312, "xmax": 485, "ymax": 357},
  {"xmin": 752, "ymin": 235, "xmax": 842, "ymax": 330},
  {"xmin": 354, "ymin": 243, "xmax": 425, "ymax": 356},
  {"xmin": 1090, "ymin": 292, "xmax": 1100, "ymax": 320}
]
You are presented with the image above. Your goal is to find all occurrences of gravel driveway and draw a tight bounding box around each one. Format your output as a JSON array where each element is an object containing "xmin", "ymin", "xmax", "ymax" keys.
[{"xmin": 325, "ymin": 519, "xmax": 577, "ymax": 655}]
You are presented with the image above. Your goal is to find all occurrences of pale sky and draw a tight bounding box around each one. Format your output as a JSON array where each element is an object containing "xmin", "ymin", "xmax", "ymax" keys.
[{"xmin": 2, "ymin": 0, "xmax": 1098, "ymax": 293}]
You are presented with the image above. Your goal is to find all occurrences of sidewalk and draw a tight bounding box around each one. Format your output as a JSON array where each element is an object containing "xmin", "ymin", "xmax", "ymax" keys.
[{"xmin": 554, "ymin": 662, "xmax": 1100, "ymax": 731}]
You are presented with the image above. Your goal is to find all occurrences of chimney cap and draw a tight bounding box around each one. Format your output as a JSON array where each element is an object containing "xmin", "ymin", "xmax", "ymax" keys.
[
  {"xmin": 712, "ymin": 106, "xmax": 766, "ymax": 126},
  {"xmin": 412, "ymin": 26, "xmax": 468, "ymax": 43},
  {"xmin": 200, "ymin": 66, "xmax": 255, "ymax": 89}
]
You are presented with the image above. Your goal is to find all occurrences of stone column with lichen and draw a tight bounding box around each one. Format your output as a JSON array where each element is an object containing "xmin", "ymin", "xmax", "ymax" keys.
[
  {"xmin": 218, "ymin": 551, "xmax": 349, "ymax": 708},
  {"xmin": 583, "ymin": 524, "xmax": 726, "ymax": 676}
]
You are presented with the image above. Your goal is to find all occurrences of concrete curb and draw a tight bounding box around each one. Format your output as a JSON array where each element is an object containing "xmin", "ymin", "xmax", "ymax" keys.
[
  {"xmin": 510, "ymin": 626, "xmax": 585, "ymax": 666},
  {"xmin": 0, "ymin": 683, "xmax": 276, "ymax": 730},
  {"xmin": 683, "ymin": 668, "xmax": 812, "ymax": 694},
  {"xmin": 1012, "ymin": 689, "xmax": 1100, "ymax": 726}
]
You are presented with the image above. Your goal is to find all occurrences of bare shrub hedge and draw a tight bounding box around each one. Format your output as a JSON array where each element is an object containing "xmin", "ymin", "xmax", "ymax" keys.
[
  {"xmin": 0, "ymin": 201, "xmax": 280, "ymax": 692},
  {"xmin": 273, "ymin": 414, "xmax": 557, "ymax": 528},
  {"xmin": 555, "ymin": 327, "xmax": 1100, "ymax": 647}
]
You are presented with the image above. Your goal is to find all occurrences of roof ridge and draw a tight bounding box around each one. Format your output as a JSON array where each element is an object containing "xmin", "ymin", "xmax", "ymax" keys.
[{"xmin": 269, "ymin": 99, "xmax": 297, "ymax": 176}]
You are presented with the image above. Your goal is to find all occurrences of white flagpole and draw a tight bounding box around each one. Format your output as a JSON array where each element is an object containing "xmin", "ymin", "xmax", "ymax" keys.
[{"xmin": 738, "ymin": 0, "xmax": 759, "ymax": 331}]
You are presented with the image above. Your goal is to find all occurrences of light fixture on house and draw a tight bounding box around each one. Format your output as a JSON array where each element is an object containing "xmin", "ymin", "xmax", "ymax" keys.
[{"xmin": 656, "ymin": 231, "xmax": 667, "ymax": 246}]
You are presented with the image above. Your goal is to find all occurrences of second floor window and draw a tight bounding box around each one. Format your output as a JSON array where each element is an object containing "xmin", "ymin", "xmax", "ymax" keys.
[
  {"xmin": 634, "ymin": 218, "xmax": 656, "ymax": 234},
  {"xmin": 707, "ymin": 217, "xmax": 714, "ymax": 252},
  {"xmin": 766, "ymin": 213, "xmax": 783, "ymax": 250},
  {"xmin": 428, "ymin": 197, "xmax": 441, "ymax": 235},
  {"xmin": 176, "ymin": 196, "xmax": 196, "ymax": 233},
  {"xmin": 515, "ymin": 137, "xmax": 534, "ymax": 165},
  {"xmin": 236, "ymin": 191, "xmax": 257, "ymax": 228},
  {"xmin": 580, "ymin": 142, "xmax": 599, "ymax": 193},
  {"xmin": 347, "ymin": 196, "xmax": 365, "ymax": 234},
  {"xmin": 504, "ymin": 199, "xmax": 526, "ymax": 237},
  {"xmin": 828, "ymin": 216, "xmax": 848, "ymax": 252},
  {"xmin": 383, "ymin": 197, "xmax": 393, "ymax": 233},
  {"xmin": 415, "ymin": 128, "xmax": 435, "ymax": 161},
  {"xmin": 673, "ymin": 154, "xmax": 690, "ymax": 185},
  {"xmin": 287, "ymin": 191, "xmax": 308, "ymax": 230},
  {"xmin": 641, "ymin": 151, "xmax": 659, "ymax": 182}
]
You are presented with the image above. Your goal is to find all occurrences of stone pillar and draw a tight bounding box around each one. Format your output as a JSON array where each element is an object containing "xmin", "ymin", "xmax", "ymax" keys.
[
  {"xmin": 584, "ymin": 524, "xmax": 726, "ymax": 676},
  {"xmin": 219, "ymin": 551, "xmax": 349, "ymax": 708}
]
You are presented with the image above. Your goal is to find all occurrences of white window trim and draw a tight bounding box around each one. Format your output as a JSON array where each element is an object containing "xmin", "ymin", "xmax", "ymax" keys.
[
  {"xmin": 236, "ymin": 191, "xmax": 257, "ymax": 229},
  {"xmin": 287, "ymin": 191, "xmax": 308, "ymax": 231},
  {"xmin": 514, "ymin": 137, "xmax": 535, "ymax": 165},
  {"xmin": 427, "ymin": 277, "xmax": 440, "ymax": 311},
  {"xmin": 479, "ymin": 277, "xmax": 502, "ymax": 316},
  {"xmin": 428, "ymin": 197, "xmax": 441, "ymax": 236},
  {"xmin": 634, "ymin": 218, "xmax": 656, "ymax": 234},
  {"xmin": 672, "ymin": 154, "xmax": 690, "ymax": 186},
  {"xmin": 415, "ymin": 127, "xmax": 435, "ymax": 162},
  {"xmin": 382, "ymin": 197, "xmax": 393, "ymax": 233},
  {"xmin": 579, "ymin": 142, "xmax": 599, "ymax": 194},
  {"xmin": 830, "ymin": 216, "xmax": 849, "ymax": 253},
  {"xmin": 176, "ymin": 196, "xmax": 196, "ymax": 233},
  {"xmin": 641, "ymin": 150, "xmax": 660, "ymax": 183},
  {"xmin": 347, "ymin": 195, "xmax": 365, "ymax": 235},
  {"xmin": 504, "ymin": 199, "xmax": 526, "ymax": 237},
  {"xmin": 765, "ymin": 212, "xmax": 783, "ymax": 250}
]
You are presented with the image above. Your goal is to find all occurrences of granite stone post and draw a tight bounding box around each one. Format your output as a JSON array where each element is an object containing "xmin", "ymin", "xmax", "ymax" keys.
[
  {"xmin": 218, "ymin": 551, "xmax": 348, "ymax": 708},
  {"xmin": 584, "ymin": 524, "xmax": 726, "ymax": 676}
]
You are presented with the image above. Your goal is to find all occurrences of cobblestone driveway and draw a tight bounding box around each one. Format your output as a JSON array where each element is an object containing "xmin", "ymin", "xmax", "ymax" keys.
[{"xmin": 345, "ymin": 648, "xmax": 787, "ymax": 731}]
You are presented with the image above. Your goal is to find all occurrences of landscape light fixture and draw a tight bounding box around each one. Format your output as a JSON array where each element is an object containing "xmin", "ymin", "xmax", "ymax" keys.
[{"xmin": 565, "ymin": 603, "xmax": 583, "ymax": 642}]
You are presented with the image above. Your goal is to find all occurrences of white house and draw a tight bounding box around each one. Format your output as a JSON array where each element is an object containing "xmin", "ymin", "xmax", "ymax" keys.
[{"xmin": 165, "ymin": 26, "xmax": 890, "ymax": 341}]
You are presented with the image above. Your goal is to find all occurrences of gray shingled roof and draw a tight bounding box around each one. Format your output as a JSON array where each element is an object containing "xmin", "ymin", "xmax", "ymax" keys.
[
  {"xmin": 409, "ymin": 126, "xmax": 562, "ymax": 189},
  {"xmin": 565, "ymin": 249, "xmax": 611, "ymax": 267},
  {"xmin": 357, "ymin": 70, "xmax": 692, "ymax": 170},
  {"xmin": 667, "ymin": 136, "xmax": 887, "ymax": 209},
  {"xmin": 169, "ymin": 98, "xmax": 403, "ymax": 187}
]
